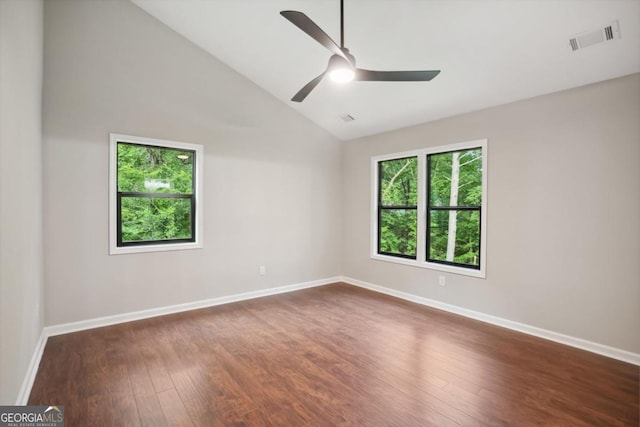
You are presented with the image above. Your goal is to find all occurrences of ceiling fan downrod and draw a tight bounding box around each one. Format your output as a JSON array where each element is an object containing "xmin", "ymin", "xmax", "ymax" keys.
[{"xmin": 340, "ymin": 0, "xmax": 345, "ymax": 49}]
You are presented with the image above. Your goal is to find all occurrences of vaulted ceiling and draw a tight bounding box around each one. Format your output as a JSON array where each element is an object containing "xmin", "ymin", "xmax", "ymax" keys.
[{"xmin": 131, "ymin": 0, "xmax": 640, "ymax": 140}]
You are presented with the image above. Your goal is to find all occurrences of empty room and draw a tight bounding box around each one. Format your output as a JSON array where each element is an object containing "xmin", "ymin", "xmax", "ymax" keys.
[{"xmin": 1, "ymin": 0, "xmax": 639, "ymax": 425}]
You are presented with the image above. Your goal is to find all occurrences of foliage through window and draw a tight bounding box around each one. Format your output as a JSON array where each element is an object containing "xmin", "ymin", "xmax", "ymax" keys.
[
  {"xmin": 372, "ymin": 140, "xmax": 487, "ymax": 277},
  {"xmin": 378, "ymin": 157, "xmax": 418, "ymax": 258},
  {"xmin": 110, "ymin": 134, "xmax": 203, "ymax": 254},
  {"xmin": 427, "ymin": 148, "xmax": 482, "ymax": 269}
]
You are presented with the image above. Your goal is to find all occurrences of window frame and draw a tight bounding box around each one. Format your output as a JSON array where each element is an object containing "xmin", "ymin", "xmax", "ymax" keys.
[
  {"xmin": 109, "ymin": 133, "xmax": 203, "ymax": 255},
  {"xmin": 371, "ymin": 139, "xmax": 487, "ymax": 278}
]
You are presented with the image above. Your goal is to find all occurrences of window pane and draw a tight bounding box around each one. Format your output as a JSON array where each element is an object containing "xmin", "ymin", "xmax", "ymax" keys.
[
  {"xmin": 428, "ymin": 210, "xmax": 480, "ymax": 267},
  {"xmin": 379, "ymin": 157, "xmax": 418, "ymax": 206},
  {"xmin": 380, "ymin": 209, "xmax": 417, "ymax": 257},
  {"xmin": 121, "ymin": 197, "xmax": 192, "ymax": 243},
  {"xmin": 118, "ymin": 143, "xmax": 193, "ymax": 194},
  {"xmin": 429, "ymin": 148, "xmax": 482, "ymax": 207}
]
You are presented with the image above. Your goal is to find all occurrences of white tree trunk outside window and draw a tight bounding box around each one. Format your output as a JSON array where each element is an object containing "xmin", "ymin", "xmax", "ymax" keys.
[
  {"xmin": 446, "ymin": 152, "xmax": 460, "ymax": 262},
  {"xmin": 382, "ymin": 159, "xmax": 412, "ymax": 202}
]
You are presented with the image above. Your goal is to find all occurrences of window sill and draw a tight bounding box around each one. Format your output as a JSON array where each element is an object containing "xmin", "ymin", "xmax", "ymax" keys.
[
  {"xmin": 370, "ymin": 254, "xmax": 486, "ymax": 279},
  {"xmin": 110, "ymin": 241, "xmax": 202, "ymax": 255}
]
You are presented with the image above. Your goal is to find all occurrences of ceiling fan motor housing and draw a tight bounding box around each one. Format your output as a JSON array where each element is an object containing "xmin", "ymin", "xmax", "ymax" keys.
[
  {"xmin": 329, "ymin": 51, "xmax": 355, "ymax": 71},
  {"xmin": 341, "ymin": 48, "xmax": 355, "ymax": 67}
]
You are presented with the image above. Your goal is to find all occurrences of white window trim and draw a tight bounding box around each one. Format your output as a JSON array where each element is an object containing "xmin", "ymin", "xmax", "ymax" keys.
[
  {"xmin": 371, "ymin": 139, "xmax": 487, "ymax": 279},
  {"xmin": 109, "ymin": 133, "xmax": 204, "ymax": 255}
]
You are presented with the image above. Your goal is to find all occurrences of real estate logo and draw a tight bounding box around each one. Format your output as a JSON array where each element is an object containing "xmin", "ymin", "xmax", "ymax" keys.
[{"xmin": 0, "ymin": 405, "xmax": 64, "ymax": 427}]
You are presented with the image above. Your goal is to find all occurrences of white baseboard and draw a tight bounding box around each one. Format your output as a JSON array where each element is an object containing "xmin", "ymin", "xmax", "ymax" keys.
[
  {"xmin": 16, "ymin": 329, "xmax": 48, "ymax": 405},
  {"xmin": 45, "ymin": 276, "xmax": 340, "ymax": 337},
  {"xmin": 341, "ymin": 276, "xmax": 640, "ymax": 366}
]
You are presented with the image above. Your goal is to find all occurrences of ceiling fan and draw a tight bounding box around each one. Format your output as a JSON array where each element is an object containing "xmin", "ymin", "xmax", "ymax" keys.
[{"xmin": 280, "ymin": 0, "xmax": 441, "ymax": 102}]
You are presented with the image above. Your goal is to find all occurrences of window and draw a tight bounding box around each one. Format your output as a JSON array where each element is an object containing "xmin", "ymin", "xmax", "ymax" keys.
[
  {"xmin": 377, "ymin": 156, "xmax": 418, "ymax": 259},
  {"xmin": 371, "ymin": 139, "xmax": 487, "ymax": 278},
  {"xmin": 109, "ymin": 134, "xmax": 203, "ymax": 255},
  {"xmin": 427, "ymin": 148, "xmax": 483, "ymax": 269}
]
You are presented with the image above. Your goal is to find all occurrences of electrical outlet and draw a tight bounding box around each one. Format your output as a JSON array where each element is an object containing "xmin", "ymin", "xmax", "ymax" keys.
[
  {"xmin": 259, "ymin": 265, "xmax": 266, "ymax": 276},
  {"xmin": 439, "ymin": 276, "xmax": 446, "ymax": 286}
]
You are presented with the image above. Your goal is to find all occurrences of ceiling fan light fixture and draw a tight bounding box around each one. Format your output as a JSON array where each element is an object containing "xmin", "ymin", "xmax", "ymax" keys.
[
  {"xmin": 327, "ymin": 54, "xmax": 354, "ymax": 83},
  {"xmin": 329, "ymin": 67, "xmax": 354, "ymax": 83}
]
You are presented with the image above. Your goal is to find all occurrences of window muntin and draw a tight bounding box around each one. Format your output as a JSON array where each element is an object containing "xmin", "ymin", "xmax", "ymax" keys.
[
  {"xmin": 371, "ymin": 140, "xmax": 487, "ymax": 278},
  {"xmin": 377, "ymin": 157, "xmax": 418, "ymax": 258},
  {"xmin": 427, "ymin": 148, "xmax": 482, "ymax": 269},
  {"xmin": 109, "ymin": 134, "xmax": 203, "ymax": 255}
]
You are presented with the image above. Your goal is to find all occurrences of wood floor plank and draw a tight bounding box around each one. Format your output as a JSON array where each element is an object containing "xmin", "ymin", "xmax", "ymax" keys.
[
  {"xmin": 29, "ymin": 283, "xmax": 639, "ymax": 426},
  {"xmin": 129, "ymin": 364, "xmax": 156, "ymax": 398},
  {"xmin": 156, "ymin": 388, "xmax": 194, "ymax": 427},
  {"xmin": 86, "ymin": 393, "xmax": 115, "ymax": 427},
  {"xmin": 134, "ymin": 393, "xmax": 169, "ymax": 427},
  {"xmin": 110, "ymin": 391, "xmax": 142, "ymax": 427}
]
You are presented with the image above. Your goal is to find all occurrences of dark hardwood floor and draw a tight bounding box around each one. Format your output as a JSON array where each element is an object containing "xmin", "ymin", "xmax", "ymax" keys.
[{"xmin": 29, "ymin": 283, "xmax": 639, "ymax": 426}]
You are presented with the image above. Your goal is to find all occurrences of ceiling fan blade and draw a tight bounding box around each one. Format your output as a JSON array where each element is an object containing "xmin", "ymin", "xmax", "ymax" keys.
[
  {"xmin": 280, "ymin": 11, "xmax": 351, "ymax": 64},
  {"xmin": 355, "ymin": 69, "xmax": 441, "ymax": 82},
  {"xmin": 291, "ymin": 72, "xmax": 326, "ymax": 102}
]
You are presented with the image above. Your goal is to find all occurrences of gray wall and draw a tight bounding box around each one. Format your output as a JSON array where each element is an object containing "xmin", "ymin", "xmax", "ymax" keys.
[
  {"xmin": 42, "ymin": 0, "xmax": 342, "ymax": 326},
  {"xmin": 343, "ymin": 73, "xmax": 640, "ymax": 354},
  {"xmin": 0, "ymin": 0, "xmax": 45, "ymax": 404}
]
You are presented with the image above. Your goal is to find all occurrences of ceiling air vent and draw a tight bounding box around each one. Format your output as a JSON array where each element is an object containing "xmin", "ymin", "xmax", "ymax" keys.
[
  {"xmin": 339, "ymin": 114, "xmax": 355, "ymax": 122},
  {"xmin": 569, "ymin": 20, "xmax": 620, "ymax": 52}
]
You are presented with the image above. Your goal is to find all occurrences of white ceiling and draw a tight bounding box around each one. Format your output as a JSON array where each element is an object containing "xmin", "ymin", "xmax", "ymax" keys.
[{"xmin": 131, "ymin": 0, "xmax": 640, "ymax": 140}]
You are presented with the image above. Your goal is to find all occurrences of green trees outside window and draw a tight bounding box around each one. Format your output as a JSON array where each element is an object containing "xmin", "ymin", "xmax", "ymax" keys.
[
  {"xmin": 117, "ymin": 143, "xmax": 195, "ymax": 245},
  {"xmin": 427, "ymin": 148, "xmax": 482, "ymax": 268},
  {"xmin": 375, "ymin": 143, "xmax": 484, "ymax": 273},
  {"xmin": 378, "ymin": 157, "xmax": 418, "ymax": 258}
]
